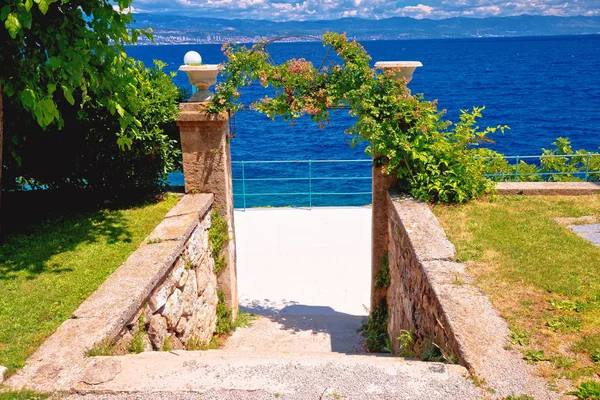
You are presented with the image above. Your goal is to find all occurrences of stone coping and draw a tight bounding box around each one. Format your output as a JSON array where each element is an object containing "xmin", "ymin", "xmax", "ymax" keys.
[
  {"xmin": 496, "ymin": 181, "xmax": 600, "ymax": 195},
  {"xmin": 387, "ymin": 192, "xmax": 556, "ymax": 398},
  {"xmin": 5, "ymin": 194, "xmax": 214, "ymax": 392},
  {"xmin": 177, "ymin": 102, "xmax": 229, "ymax": 123}
]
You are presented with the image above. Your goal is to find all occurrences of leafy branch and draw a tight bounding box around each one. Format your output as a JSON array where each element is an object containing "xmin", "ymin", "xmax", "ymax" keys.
[{"xmin": 207, "ymin": 32, "xmax": 508, "ymax": 203}]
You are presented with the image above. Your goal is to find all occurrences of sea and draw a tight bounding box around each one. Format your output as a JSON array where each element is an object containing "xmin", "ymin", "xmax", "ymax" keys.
[{"xmin": 126, "ymin": 35, "xmax": 600, "ymax": 207}]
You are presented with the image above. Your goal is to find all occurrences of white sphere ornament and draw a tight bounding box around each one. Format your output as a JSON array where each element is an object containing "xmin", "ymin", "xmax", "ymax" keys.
[
  {"xmin": 184, "ymin": 51, "xmax": 202, "ymax": 65},
  {"xmin": 179, "ymin": 51, "xmax": 219, "ymax": 102}
]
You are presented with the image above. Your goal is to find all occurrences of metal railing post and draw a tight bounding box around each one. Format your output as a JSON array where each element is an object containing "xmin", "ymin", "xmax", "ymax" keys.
[
  {"xmin": 309, "ymin": 160, "xmax": 313, "ymax": 209},
  {"xmin": 514, "ymin": 156, "xmax": 520, "ymax": 182},
  {"xmin": 585, "ymin": 154, "xmax": 591, "ymax": 182},
  {"xmin": 242, "ymin": 161, "xmax": 247, "ymax": 211}
]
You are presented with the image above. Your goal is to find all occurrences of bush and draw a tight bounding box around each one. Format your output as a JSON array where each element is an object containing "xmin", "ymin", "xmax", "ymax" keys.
[
  {"xmin": 3, "ymin": 60, "xmax": 182, "ymax": 197},
  {"xmin": 570, "ymin": 380, "xmax": 600, "ymax": 399},
  {"xmin": 483, "ymin": 137, "xmax": 600, "ymax": 182}
]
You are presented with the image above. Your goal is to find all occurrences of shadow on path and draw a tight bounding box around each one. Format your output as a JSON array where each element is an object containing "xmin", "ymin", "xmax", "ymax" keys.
[{"xmin": 240, "ymin": 303, "xmax": 368, "ymax": 354}]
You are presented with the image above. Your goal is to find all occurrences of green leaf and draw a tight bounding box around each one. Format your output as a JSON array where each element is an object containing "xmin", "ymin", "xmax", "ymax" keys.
[
  {"xmin": 20, "ymin": 10, "xmax": 32, "ymax": 29},
  {"xmin": 115, "ymin": 103, "xmax": 125, "ymax": 117},
  {"xmin": 1, "ymin": 6, "xmax": 11, "ymax": 21},
  {"xmin": 25, "ymin": 0, "xmax": 34, "ymax": 12},
  {"xmin": 61, "ymin": 85, "xmax": 75, "ymax": 105},
  {"xmin": 34, "ymin": 0, "xmax": 54, "ymax": 15},
  {"xmin": 19, "ymin": 89, "xmax": 37, "ymax": 109},
  {"xmin": 5, "ymin": 13, "xmax": 22, "ymax": 39}
]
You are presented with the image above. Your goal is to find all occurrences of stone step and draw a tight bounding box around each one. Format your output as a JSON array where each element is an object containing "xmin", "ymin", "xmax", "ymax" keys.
[
  {"xmin": 73, "ymin": 350, "xmax": 483, "ymax": 399},
  {"xmin": 222, "ymin": 314, "xmax": 368, "ymax": 354}
]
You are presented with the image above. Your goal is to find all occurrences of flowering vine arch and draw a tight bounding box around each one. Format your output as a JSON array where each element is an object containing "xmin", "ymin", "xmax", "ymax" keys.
[{"xmin": 207, "ymin": 32, "xmax": 505, "ymax": 203}]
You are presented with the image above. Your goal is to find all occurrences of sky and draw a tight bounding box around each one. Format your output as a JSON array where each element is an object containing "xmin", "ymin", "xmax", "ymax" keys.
[{"xmin": 122, "ymin": 0, "xmax": 600, "ymax": 21}]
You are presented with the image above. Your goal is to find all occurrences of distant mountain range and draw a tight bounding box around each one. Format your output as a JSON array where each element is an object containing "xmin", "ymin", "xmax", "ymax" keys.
[{"xmin": 128, "ymin": 14, "xmax": 600, "ymax": 44}]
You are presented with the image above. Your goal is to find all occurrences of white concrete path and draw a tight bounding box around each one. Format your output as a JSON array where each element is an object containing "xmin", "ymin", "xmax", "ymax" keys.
[
  {"xmin": 234, "ymin": 207, "xmax": 372, "ymax": 316},
  {"xmin": 229, "ymin": 207, "xmax": 372, "ymax": 354}
]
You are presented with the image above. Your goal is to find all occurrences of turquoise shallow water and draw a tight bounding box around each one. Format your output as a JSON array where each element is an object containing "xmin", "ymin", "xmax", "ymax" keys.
[{"xmin": 127, "ymin": 35, "xmax": 600, "ymax": 207}]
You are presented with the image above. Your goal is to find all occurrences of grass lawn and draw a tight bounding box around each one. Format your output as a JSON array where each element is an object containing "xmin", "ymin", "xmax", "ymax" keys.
[
  {"xmin": 434, "ymin": 195, "xmax": 600, "ymax": 396},
  {"xmin": 0, "ymin": 194, "xmax": 178, "ymax": 377}
]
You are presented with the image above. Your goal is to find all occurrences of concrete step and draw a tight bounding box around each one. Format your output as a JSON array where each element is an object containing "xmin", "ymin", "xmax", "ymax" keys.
[
  {"xmin": 223, "ymin": 314, "xmax": 367, "ymax": 354},
  {"xmin": 73, "ymin": 350, "xmax": 484, "ymax": 399}
]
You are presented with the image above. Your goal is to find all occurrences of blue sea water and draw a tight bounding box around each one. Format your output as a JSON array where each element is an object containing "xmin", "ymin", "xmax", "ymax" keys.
[{"xmin": 126, "ymin": 35, "xmax": 600, "ymax": 207}]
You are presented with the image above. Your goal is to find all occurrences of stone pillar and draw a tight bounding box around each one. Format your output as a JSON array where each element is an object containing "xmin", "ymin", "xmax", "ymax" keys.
[
  {"xmin": 371, "ymin": 158, "xmax": 398, "ymax": 311},
  {"xmin": 177, "ymin": 103, "xmax": 238, "ymax": 320}
]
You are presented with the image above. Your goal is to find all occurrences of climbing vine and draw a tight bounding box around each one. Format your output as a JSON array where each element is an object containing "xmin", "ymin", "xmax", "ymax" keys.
[
  {"xmin": 208, "ymin": 32, "xmax": 508, "ymax": 203},
  {"xmin": 208, "ymin": 209, "xmax": 229, "ymax": 274}
]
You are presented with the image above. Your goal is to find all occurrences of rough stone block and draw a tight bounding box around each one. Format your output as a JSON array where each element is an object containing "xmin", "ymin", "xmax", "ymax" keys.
[
  {"xmin": 161, "ymin": 289, "xmax": 184, "ymax": 329},
  {"xmin": 148, "ymin": 315, "xmax": 168, "ymax": 350},
  {"xmin": 170, "ymin": 335, "xmax": 185, "ymax": 351},
  {"xmin": 148, "ymin": 261, "xmax": 185, "ymax": 313},
  {"xmin": 182, "ymin": 300, "xmax": 216, "ymax": 345},
  {"xmin": 142, "ymin": 334, "xmax": 153, "ymax": 352},
  {"xmin": 186, "ymin": 225, "xmax": 207, "ymax": 267},
  {"xmin": 196, "ymin": 254, "xmax": 212, "ymax": 295},
  {"xmin": 178, "ymin": 269, "xmax": 189, "ymax": 288},
  {"xmin": 175, "ymin": 317, "xmax": 187, "ymax": 335},
  {"xmin": 181, "ymin": 269, "xmax": 198, "ymax": 317},
  {"xmin": 148, "ymin": 279, "xmax": 174, "ymax": 314}
]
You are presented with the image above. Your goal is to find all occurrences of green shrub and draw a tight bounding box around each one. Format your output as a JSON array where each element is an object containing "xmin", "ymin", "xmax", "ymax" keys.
[
  {"xmin": 128, "ymin": 314, "xmax": 147, "ymax": 354},
  {"xmin": 86, "ymin": 339, "xmax": 116, "ymax": 357},
  {"xmin": 3, "ymin": 60, "xmax": 182, "ymax": 197},
  {"xmin": 359, "ymin": 301, "xmax": 392, "ymax": 353},
  {"xmin": 509, "ymin": 328, "xmax": 531, "ymax": 346},
  {"xmin": 0, "ymin": 391, "xmax": 48, "ymax": 400},
  {"xmin": 503, "ymin": 395, "xmax": 535, "ymax": 400},
  {"xmin": 396, "ymin": 330, "xmax": 415, "ymax": 357},
  {"xmin": 569, "ymin": 380, "xmax": 600, "ymax": 399},
  {"xmin": 375, "ymin": 254, "xmax": 390, "ymax": 289},
  {"xmin": 546, "ymin": 315, "xmax": 583, "ymax": 333},
  {"xmin": 215, "ymin": 289, "xmax": 233, "ymax": 335},
  {"xmin": 524, "ymin": 350, "xmax": 549, "ymax": 364},
  {"xmin": 483, "ymin": 137, "xmax": 600, "ymax": 183},
  {"xmin": 591, "ymin": 349, "xmax": 600, "ymax": 363}
]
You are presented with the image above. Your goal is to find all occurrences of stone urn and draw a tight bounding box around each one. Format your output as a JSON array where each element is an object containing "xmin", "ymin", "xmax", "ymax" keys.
[
  {"xmin": 179, "ymin": 51, "xmax": 220, "ymax": 102},
  {"xmin": 374, "ymin": 61, "xmax": 423, "ymax": 83}
]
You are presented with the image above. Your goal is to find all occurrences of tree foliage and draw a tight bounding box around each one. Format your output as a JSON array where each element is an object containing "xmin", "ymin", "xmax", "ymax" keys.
[
  {"xmin": 3, "ymin": 61, "xmax": 181, "ymax": 195},
  {"xmin": 208, "ymin": 32, "xmax": 507, "ymax": 203},
  {"xmin": 1, "ymin": 0, "xmax": 150, "ymax": 147}
]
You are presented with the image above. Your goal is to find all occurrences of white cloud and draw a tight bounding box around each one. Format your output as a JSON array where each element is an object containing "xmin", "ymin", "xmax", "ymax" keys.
[{"xmin": 129, "ymin": 0, "xmax": 600, "ymax": 20}]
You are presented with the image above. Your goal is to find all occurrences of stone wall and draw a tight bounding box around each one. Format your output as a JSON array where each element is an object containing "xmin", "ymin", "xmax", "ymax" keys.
[
  {"xmin": 6, "ymin": 194, "xmax": 219, "ymax": 391},
  {"xmin": 115, "ymin": 208, "xmax": 218, "ymax": 352},
  {"xmin": 385, "ymin": 191, "xmax": 553, "ymax": 397},
  {"xmin": 386, "ymin": 193, "xmax": 458, "ymax": 358}
]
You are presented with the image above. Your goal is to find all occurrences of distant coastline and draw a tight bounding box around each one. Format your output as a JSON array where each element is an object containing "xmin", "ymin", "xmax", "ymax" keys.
[
  {"xmin": 130, "ymin": 32, "xmax": 600, "ymax": 46},
  {"xmin": 128, "ymin": 14, "xmax": 600, "ymax": 46}
]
